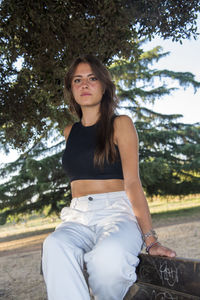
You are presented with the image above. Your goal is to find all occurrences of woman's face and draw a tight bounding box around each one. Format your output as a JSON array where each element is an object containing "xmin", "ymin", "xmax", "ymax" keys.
[{"xmin": 71, "ymin": 63, "xmax": 104, "ymax": 108}]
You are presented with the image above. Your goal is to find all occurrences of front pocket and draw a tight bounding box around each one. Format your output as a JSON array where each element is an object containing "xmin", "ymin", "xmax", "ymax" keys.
[{"xmin": 60, "ymin": 207, "xmax": 73, "ymax": 221}]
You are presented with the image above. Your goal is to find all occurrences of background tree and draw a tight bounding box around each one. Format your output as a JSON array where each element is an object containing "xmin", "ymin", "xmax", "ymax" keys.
[
  {"xmin": 109, "ymin": 46, "xmax": 200, "ymax": 196},
  {"xmin": 0, "ymin": 44, "xmax": 199, "ymax": 224},
  {"xmin": 0, "ymin": 0, "xmax": 200, "ymax": 151}
]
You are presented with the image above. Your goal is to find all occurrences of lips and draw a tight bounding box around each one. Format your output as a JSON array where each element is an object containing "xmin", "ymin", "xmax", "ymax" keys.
[{"xmin": 81, "ymin": 93, "xmax": 92, "ymax": 96}]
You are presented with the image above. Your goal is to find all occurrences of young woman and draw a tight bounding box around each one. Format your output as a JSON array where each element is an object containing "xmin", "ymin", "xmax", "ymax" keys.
[{"xmin": 42, "ymin": 55, "xmax": 176, "ymax": 300}]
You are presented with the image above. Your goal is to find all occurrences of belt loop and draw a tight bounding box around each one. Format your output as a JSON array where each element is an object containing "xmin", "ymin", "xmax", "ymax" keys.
[
  {"xmin": 75, "ymin": 198, "xmax": 78, "ymax": 207},
  {"xmin": 72, "ymin": 198, "xmax": 77, "ymax": 208}
]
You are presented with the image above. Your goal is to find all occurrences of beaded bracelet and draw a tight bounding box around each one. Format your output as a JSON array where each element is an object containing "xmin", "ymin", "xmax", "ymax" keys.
[{"xmin": 146, "ymin": 241, "xmax": 161, "ymax": 253}]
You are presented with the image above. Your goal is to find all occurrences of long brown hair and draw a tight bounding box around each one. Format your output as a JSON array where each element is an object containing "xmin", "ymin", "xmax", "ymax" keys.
[{"xmin": 64, "ymin": 54, "xmax": 120, "ymax": 168}]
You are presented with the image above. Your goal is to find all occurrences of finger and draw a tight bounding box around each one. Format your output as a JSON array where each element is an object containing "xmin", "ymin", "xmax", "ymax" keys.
[
  {"xmin": 164, "ymin": 248, "xmax": 176, "ymax": 257},
  {"xmin": 149, "ymin": 246, "xmax": 176, "ymax": 257},
  {"xmin": 157, "ymin": 247, "xmax": 176, "ymax": 257}
]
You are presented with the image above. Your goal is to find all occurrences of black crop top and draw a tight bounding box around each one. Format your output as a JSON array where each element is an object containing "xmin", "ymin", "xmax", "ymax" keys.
[{"xmin": 62, "ymin": 121, "xmax": 124, "ymax": 182}]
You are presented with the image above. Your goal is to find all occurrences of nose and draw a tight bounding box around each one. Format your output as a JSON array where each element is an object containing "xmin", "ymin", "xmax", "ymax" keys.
[{"xmin": 81, "ymin": 78, "xmax": 89, "ymax": 88}]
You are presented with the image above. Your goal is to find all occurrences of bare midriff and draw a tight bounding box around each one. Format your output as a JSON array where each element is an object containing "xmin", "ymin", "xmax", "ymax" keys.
[{"xmin": 71, "ymin": 179, "xmax": 124, "ymax": 198}]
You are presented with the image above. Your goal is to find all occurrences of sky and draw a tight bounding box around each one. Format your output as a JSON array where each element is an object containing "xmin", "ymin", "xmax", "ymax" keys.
[
  {"xmin": 141, "ymin": 16, "xmax": 200, "ymax": 124},
  {"xmin": 1, "ymin": 15, "xmax": 200, "ymax": 164}
]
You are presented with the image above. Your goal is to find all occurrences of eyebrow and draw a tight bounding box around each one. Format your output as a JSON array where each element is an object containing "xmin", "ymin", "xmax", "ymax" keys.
[{"xmin": 72, "ymin": 73, "xmax": 95, "ymax": 78}]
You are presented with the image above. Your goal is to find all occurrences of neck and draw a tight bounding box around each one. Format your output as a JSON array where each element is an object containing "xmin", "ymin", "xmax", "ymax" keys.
[{"xmin": 81, "ymin": 108, "xmax": 100, "ymax": 127}]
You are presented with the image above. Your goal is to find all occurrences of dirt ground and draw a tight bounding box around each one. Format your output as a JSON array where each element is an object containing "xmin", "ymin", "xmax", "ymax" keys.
[{"xmin": 0, "ymin": 215, "xmax": 200, "ymax": 300}]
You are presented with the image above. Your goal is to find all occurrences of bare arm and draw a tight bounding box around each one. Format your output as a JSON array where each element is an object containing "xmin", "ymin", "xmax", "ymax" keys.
[{"xmin": 115, "ymin": 115, "xmax": 176, "ymax": 257}]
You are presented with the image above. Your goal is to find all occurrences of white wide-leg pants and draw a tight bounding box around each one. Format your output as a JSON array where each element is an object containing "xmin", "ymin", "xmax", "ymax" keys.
[{"xmin": 42, "ymin": 190, "xmax": 143, "ymax": 300}]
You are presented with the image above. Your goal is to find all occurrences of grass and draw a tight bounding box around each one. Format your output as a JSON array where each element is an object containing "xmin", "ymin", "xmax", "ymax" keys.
[
  {"xmin": 148, "ymin": 194, "xmax": 200, "ymax": 213},
  {"xmin": 0, "ymin": 214, "xmax": 60, "ymax": 238},
  {"xmin": 152, "ymin": 205, "xmax": 200, "ymax": 220},
  {"xmin": 148, "ymin": 194, "xmax": 200, "ymax": 223}
]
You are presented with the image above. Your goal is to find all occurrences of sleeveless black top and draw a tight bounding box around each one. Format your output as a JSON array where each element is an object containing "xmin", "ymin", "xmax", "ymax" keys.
[{"xmin": 62, "ymin": 121, "xmax": 124, "ymax": 183}]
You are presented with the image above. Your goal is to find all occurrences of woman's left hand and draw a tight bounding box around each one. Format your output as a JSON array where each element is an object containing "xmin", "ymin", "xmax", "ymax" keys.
[{"xmin": 148, "ymin": 242, "xmax": 176, "ymax": 258}]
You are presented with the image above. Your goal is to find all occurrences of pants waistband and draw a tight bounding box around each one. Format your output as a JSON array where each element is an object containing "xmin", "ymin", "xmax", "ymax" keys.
[
  {"xmin": 71, "ymin": 190, "xmax": 126, "ymax": 203},
  {"xmin": 60, "ymin": 190, "xmax": 135, "ymax": 223}
]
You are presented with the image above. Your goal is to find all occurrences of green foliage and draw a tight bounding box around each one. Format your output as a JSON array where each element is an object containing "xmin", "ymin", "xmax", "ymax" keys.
[
  {"xmin": 137, "ymin": 119, "xmax": 200, "ymax": 196},
  {"xmin": 0, "ymin": 137, "xmax": 71, "ymax": 225},
  {"xmin": 0, "ymin": 0, "xmax": 200, "ymax": 150},
  {"xmin": 110, "ymin": 48, "xmax": 200, "ymax": 197}
]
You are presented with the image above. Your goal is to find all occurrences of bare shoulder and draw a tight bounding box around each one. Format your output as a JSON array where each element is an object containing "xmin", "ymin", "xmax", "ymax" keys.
[
  {"xmin": 114, "ymin": 115, "xmax": 137, "ymax": 135},
  {"xmin": 63, "ymin": 124, "xmax": 74, "ymax": 142},
  {"xmin": 113, "ymin": 115, "xmax": 138, "ymax": 147}
]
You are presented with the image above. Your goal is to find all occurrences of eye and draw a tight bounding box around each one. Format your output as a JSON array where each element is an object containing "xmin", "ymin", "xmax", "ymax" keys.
[
  {"xmin": 73, "ymin": 78, "xmax": 81, "ymax": 83},
  {"xmin": 89, "ymin": 76, "xmax": 98, "ymax": 81}
]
